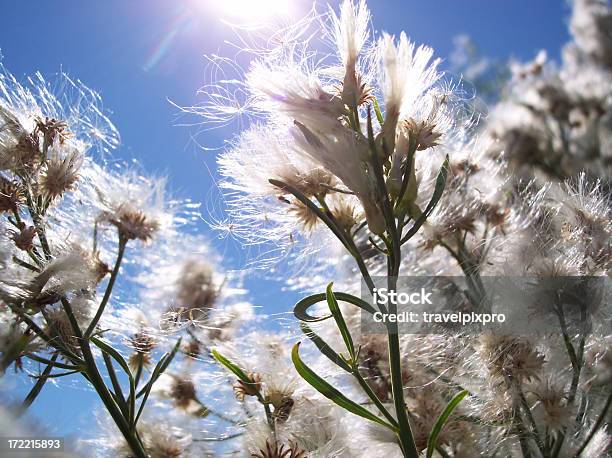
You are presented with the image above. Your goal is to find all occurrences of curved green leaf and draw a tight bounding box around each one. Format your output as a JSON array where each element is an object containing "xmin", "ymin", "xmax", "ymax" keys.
[
  {"xmin": 426, "ymin": 389, "xmax": 469, "ymax": 458},
  {"xmin": 91, "ymin": 337, "xmax": 133, "ymax": 378},
  {"xmin": 292, "ymin": 343, "xmax": 395, "ymax": 431},
  {"xmin": 294, "ymin": 291, "xmax": 377, "ymax": 322},
  {"xmin": 326, "ymin": 283, "xmax": 355, "ymax": 359},
  {"xmin": 300, "ymin": 323, "xmax": 352, "ymax": 373},
  {"xmin": 401, "ymin": 155, "xmax": 450, "ymax": 244}
]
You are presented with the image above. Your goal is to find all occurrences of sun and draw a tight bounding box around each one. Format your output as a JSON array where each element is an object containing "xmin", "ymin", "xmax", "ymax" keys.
[{"xmin": 216, "ymin": 0, "xmax": 294, "ymax": 21}]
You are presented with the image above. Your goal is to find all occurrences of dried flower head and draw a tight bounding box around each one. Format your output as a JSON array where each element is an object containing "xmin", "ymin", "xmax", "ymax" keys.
[
  {"xmin": 3, "ymin": 131, "xmax": 40, "ymax": 172},
  {"xmin": 283, "ymin": 167, "xmax": 336, "ymax": 198},
  {"xmin": 532, "ymin": 380, "xmax": 575, "ymax": 435},
  {"xmin": 170, "ymin": 377, "xmax": 199, "ymax": 410},
  {"xmin": 11, "ymin": 223, "xmax": 37, "ymax": 251},
  {"xmin": 331, "ymin": 197, "xmax": 359, "ymax": 231},
  {"xmin": 153, "ymin": 373, "xmax": 208, "ymax": 417},
  {"xmin": 101, "ymin": 203, "xmax": 159, "ymax": 242},
  {"xmin": 264, "ymin": 379, "xmax": 296, "ymax": 412},
  {"xmin": 251, "ymin": 439, "xmax": 306, "ymax": 458},
  {"xmin": 35, "ymin": 116, "xmax": 70, "ymax": 146},
  {"xmin": 290, "ymin": 199, "xmax": 320, "ymax": 231},
  {"xmin": 0, "ymin": 176, "xmax": 23, "ymax": 213},
  {"xmin": 403, "ymin": 118, "xmax": 442, "ymax": 150},
  {"xmin": 478, "ymin": 333, "xmax": 545, "ymax": 382},
  {"xmin": 29, "ymin": 246, "xmax": 108, "ymax": 299},
  {"xmin": 45, "ymin": 309, "xmax": 80, "ymax": 355},
  {"xmin": 128, "ymin": 327, "xmax": 156, "ymax": 369},
  {"xmin": 174, "ymin": 259, "xmax": 219, "ymax": 323},
  {"xmin": 233, "ymin": 372, "xmax": 262, "ymax": 401},
  {"xmin": 273, "ymin": 396, "xmax": 295, "ymax": 424},
  {"xmin": 39, "ymin": 141, "xmax": 83, "ymax": 200}
]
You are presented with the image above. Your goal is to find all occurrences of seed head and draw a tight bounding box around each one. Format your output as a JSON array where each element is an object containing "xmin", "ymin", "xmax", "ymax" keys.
[
  {"xmin": 40, "ymin": 145, "xmax": 83, "ymax": 200},
  {"xmin": 101, "ymin": 204, "xmax": 159, "ymax": 242},
  {"xmin": 233, "ymin": 372, "xmax": 262, "ymax": 401},
  {"xmin": 11, "ymin": 223, "xmax": 37, "ymax": 251},
  {"xmin": 0, "ymin": 176, "xmax": 23, "ymax": 213},
  {"xmin": 183, "ymin": 338, "xmax": 201, "ymax": 359},
  {"xmin": 174, "ymin": 260, "xmax": 218, "ymax": 322},
  {"xmin": 332, "ymin": 198, "xmax": 359, "ymax": 231},
  {"xmin": 281, "ymin": 168, "xmax": 336, "ymax": 198},
  {"xmin": 9, "ymin": 133, "xmax": 40, "ymax": 171},
  {"xmin": 450, "ymin": 159, "xmax": 480, "ymax": 177},
  {"xmin": 484, "ymin": 203, "xmax": 510, "ymax": 229},
  {"xmin": 533, "ymin": 381, "xmax": 575, "ymax": 435},
  {"xmin": 170, "ymin": 377, "xmax": 198, "ymax": 410},
  {"xmin": 35, "ymin": 117, "xmax": 70, "ymax": 146},
  {"xmin": 273, "ymin": 396, "xmax": 294, "ymax": 423},
  {"xmin": 290, "ymin": 200, "xmax": 319, "ymax": 231},
  {"xmin": 45, "ymin": 309, "xmax": 80, "ymax": 356},
  {"xmin": 478, "ymin": 333, "xmax": 545, "ymax": 382},
  {"xmin": 403, "ymin": 118, "xmax": 442, "ymax": 150},
  {"xmin": 128, "ymin": 328, "xmax": 156, "ymax": 370},
  {"xmin": 251, "ymin": 439, "xmax": 306, "ymax": 458}
]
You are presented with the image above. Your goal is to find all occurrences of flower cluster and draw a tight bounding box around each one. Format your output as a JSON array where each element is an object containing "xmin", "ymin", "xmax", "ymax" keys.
[
  {"xmin": 0, "ymin": 64, "xmax": 253, "ymax": 458},
  {"xmin": 196, "ymin": 1, "xmax": 612, "ymax": 457},
  {"xmin": 483, "ymin": 0, "xmax": 612, "ymax": 183}
]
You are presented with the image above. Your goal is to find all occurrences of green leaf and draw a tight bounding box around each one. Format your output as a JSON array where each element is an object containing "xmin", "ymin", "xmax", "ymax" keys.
[
  {"xmin": 102, "ymin": 352, "xmax": 129, "ymax": 418},
  {"xmin": 135, "ymin": 338, "xmax": 182, "ymax": 399},
  {"xmin": 326, "ymin": 283, "xmax": 355, "ymax": 359},
  {"xmin": 157, "ymin": 337, "xmax": 182, "ymax": 374},
  {"xmin": 401, "ymin": 155, "xmax": 450, "ymax": 244},
  {"xmin": 134, "ymin": 354, "xmax": 167, "ymax": 425},
  {"xmin": 134, "ymin": 338, "xmax": 182, "ymax": 428},
  {"xmin": 300, "ymin": 323, "xmax": 352, "ymax": 372},
  {"xmin": 426, "ymin": 390, "xmax": 469, "ymax": 458},
  {"xmin": 91, "ymin": 337, "xmax": 131, "ymax": 375},
  {"xmin": 134, "ymin": 339, "xmax": 181, "ymax": 426},
  {"xmin": 211, "ymin": 349, "xmax": 252, "ymax": 384},
  {"xmin": 91, "ymin": 337, "xmax": 135, "ymax": 424},
  {"xmin": 372, "ymin": 98, "xmax": 384, "ymax": 127},
  {"xmin": 294, "ymin": 291, "xmax": 377, "ymax": 322},
  {"xmin": 291, "ymin": 343, "xmax": 395, "ymax": 431}
]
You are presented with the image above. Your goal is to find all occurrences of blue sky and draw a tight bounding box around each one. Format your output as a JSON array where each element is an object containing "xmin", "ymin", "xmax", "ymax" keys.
[{"xmin": 0, "ymin": 0, "xmax": 571, "ymax": 447}]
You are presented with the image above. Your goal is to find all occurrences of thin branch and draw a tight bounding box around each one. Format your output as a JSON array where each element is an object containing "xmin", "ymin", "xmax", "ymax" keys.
[
  {"xmin": 18, "ymin": 352, "xmax": 59, "ymax": 414},
  {"xmin": 85, "ymin": 235, "xmax": 127, "ymax": 337}
]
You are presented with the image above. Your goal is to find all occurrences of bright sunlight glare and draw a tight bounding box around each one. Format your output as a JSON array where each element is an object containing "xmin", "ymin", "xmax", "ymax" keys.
[{"xmin": 216, "ymin": 0, "xmax": 294, "ymax": 21}]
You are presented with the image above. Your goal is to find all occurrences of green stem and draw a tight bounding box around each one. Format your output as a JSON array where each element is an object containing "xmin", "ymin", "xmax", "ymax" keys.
[
  {"xmin": 514, "ymin": 410, "xmax": 535, "ymax": 458},
  {"xmin": 551, "ymin": 302, "xmax": 584, "ymax": 458},
  {"xmin": 103, "ymin": 353, "xmax": 128, "ymax": 417},
  {"xmin": 23, "ymin": 186, "xmax": 51, "ymax": 260},
  {"xmin": 518, "ymin": 387, "xmax": 549, "ymax": 457},
  {"xmin": 387, "ymin": 275, "xmax": 418, "ymax": 458},
  {"xmin": 85, "ymin": 236, "xmax": 127, "ymax": 337},
  {"xmin": 353, "ymin": 365, "xmax": 398, "ymax": 427},
  {"xmin": 79, "ymin": 340, "xmax": 146, "ymax": 457}
]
